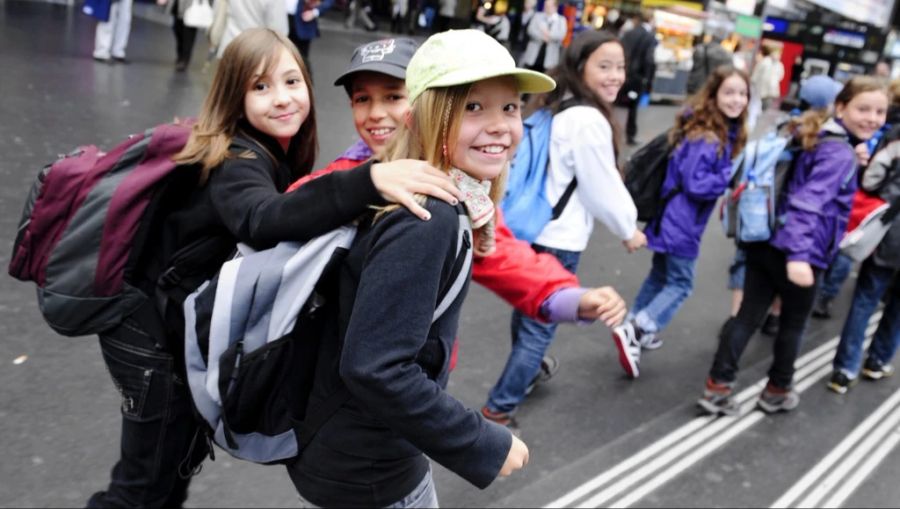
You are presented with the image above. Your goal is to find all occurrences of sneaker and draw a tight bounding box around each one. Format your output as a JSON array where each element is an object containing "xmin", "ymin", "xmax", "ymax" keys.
[
  {"xmin": 525, "ymin": 355, "xmax": 560, "ymax": 395},
  {"xmin": 612, "ymin": 322, "xmax": 641, "ymax": 378},
  {"xmin": 811, "ymin": 297, "xmax": 833, "ymax": 319},
  {"xmin": 757, "ymin": 382, "xmax": 799, "ymax": 414},
  {"xmin": 761, "ymin": 313, "xmax": 779, "ymax": 336},
  {"xmin": 638, "ymin": 330, "xmax": 664, "ymax": 350},
  {"xmin": 862, "ymin": 357, "xmax": 895, "ymax": 380},
  {"xmin": 826, "ymin": 371, "xmax": 857, "ymax": 394},
  {"xmin": 697, "ymin": 377, "xmax": 738, "ymax": 416},
  {"xmin": 481, "ymin": 406, "xmax": 521, "ymax": 436}
]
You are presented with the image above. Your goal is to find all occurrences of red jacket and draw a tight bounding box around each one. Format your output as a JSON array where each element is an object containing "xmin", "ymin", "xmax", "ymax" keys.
[{"xmin": 289, "ymin": 155, "xmax": 580, "ymax": 368}]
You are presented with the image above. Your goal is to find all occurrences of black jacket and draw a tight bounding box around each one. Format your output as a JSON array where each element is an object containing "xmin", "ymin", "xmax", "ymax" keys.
[
  {"xmin": 619, "ymin": 24, "xmax": 657, "ymax": 100},
  {"xmin": 288, "ymin": 199, "xmax": 512, "ymax": 507}
]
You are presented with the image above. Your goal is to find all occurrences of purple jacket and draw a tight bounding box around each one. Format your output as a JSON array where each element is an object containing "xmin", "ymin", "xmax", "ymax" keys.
[
  {"xmin": 646, "ymin": 131, "xmax": 736, "ymax": 259},
  {"xmin": 771, "ymin": 119, "xmax": 857, "ymax": 269}
]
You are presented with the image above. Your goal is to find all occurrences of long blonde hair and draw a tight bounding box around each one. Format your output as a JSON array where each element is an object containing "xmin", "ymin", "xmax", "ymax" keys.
[
  {"xmin": 174, "ymin": 28, "xmax": 318, "ymax": 184},
  {"xmin": 383, "ymin": 84, "xmax": 508, "ymax": 208},
  {"xmin": 789, "ymin": 76, "xmax": 889, "ymax": 151}
]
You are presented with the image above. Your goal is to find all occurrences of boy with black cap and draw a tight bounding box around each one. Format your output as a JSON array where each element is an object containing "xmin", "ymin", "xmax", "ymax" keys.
[{"xmin": 288, "ymin": 38, "xmax": 630, "ymax": 432}]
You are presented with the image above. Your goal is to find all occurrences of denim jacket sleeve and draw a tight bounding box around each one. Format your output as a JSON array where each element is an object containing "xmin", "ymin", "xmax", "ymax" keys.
[
  {"xmin": 677, "ymin": 137, "xmax": 732, "ymax": 201},
  {"xmin": 778, "ymin": 140, "xmax": 857, "ymax": 263}
]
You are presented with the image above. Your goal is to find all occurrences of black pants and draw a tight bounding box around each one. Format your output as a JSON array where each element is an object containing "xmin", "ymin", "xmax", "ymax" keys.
[
  {"xmin": 87, "ymin": 312, "xmax": 207, "ymax": 508},
  {"xmin": 710, "ymin": 243, "xmax": 821, "ymax": 389},
  {"xmin": 172, "ymin": 1, "xmax": 197, "ymax": 65},
  {"xmin": 626, "ymin": 100, "xmax": 639, "ymax": 142}
]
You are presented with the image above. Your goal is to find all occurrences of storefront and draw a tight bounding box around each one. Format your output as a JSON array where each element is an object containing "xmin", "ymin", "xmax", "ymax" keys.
[{"xmin": 647, "ymin": 3, "xmax": 705, "ymax": 99}]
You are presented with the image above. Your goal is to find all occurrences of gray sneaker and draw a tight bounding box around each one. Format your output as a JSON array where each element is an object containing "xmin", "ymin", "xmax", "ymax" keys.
[
  {"xmin": 757, "ymin": 383, "xmax": 799, "ymax": 414},
  {"xmin": 638, "ymin": 330, "xmax": 664, "ymax": 350},
  {"xmin": 697, "ymin": 377, "xmax": 738, "ymax": 416}
]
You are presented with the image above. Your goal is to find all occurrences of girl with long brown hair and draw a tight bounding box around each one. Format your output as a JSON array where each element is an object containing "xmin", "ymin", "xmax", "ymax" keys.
[{"xmin": 616, "ymin": 66, "xmax": 750, "ymax": 378}]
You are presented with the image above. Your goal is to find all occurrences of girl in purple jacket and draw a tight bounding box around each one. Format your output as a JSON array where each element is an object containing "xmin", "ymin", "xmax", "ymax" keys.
[
  {"xmin": 613, "ymin": 67, "xmax": 749, "ymax": 378},
  {"xmin": 699, "ymin": 76, "xmax": 889, "ymax": 416}
]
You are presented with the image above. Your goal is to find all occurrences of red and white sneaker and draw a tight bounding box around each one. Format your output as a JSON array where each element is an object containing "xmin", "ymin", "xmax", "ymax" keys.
[{"xmin": 612, "ymin": 321, "xmax": 641, "ymax": 378}]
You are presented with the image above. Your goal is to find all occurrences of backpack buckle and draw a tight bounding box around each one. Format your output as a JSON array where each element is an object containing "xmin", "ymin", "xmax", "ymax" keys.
[{"xmin": 158, "ymin": 266, "xmax": 183, "ymax": 289}]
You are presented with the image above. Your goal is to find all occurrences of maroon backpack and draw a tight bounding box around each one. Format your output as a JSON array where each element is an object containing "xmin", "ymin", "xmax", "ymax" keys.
[{"xmin": 9, "ymin": 121, "xmax": 194, "ymax": 336}]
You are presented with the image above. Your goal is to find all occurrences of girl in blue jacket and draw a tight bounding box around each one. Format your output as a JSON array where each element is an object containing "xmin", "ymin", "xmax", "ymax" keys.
[
  {"xmin": 614, "ymin": 66, "xmax": 749, "ymax": 377},
  {"xmin": 699, "ymin": 76, "xmax": 889, "ymax": 416}
]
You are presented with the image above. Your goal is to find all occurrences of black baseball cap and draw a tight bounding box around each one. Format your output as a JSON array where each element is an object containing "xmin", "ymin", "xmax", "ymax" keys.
[{"xmin": 333, "ymin": 38, "xmax": 419, "ymax": 88}]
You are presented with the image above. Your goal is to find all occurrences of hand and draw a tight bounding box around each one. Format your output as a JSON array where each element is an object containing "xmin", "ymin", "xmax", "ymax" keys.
[
  {"xmin": 786, "ymin": 260, "xmax": 814, "ymax": 287},
  {"xmin": 370, "ymin": 160, "xmax": 464, "ymax": 221},
  {"xmin": 301, "ymin": 9, "xmax": 317, "ymax": 22},
  {"xmin": 854, "ymin": 143, "xmax": 870, "ymax": 167},
  {"xmin": 577, "ymin": 286, "xmax": 627, "ymax": 327},
  {"xmin": 498, "ymin": 435, "xmax": 529, "ymax": 477},
  {"xmin": 156, "ymin": 0, "xmax": 167, "ymax": 5},
  {"xmin": 623, "ymin": 230, "xmax": 647, "ymax": 253}
]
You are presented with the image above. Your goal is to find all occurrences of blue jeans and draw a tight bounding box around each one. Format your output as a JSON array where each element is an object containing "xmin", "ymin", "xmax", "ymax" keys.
[
  {"xmin": 87, "ymin": 313, "xmax": 207, "ymax": 508},
  {"xmin": 486, "ymin": 245, "xmax": 580, "ymax": 414},
  {"xmin": 728, "ymin": 247, "xmax": 747, "ymax": 290},
  {"xmin": 833, "ymin": 259, "xmax": 900, "ymax": 377},
  {"xmin": 818, "ymin": 252, "xmax": 854, "ymax": 300},
  {"xmin": 298, "ymin": 468, "xmax": 439, "ymax": 508},
  {"xmin": 631, "ymin": 252, "xmax": 697, "ymax": 333}
]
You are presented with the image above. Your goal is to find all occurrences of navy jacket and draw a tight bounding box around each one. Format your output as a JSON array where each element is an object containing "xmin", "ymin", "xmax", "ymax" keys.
[{"xmin": 289, "ymin": 199, "xmax": 512, "ymax": 507}]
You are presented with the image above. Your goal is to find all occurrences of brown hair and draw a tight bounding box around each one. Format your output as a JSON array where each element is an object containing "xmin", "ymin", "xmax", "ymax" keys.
[
  {"xmin": 789, "ymin": 75, "xmax": 889, "ymax": 151},
  {"xmin": 174, "ymin": 28, "xmax": 317, "ymax": 184},
  {"xmin": 889, "ymin": 78, "xmax": 900, "ymax": 107},
  {"xmin": 671, "ymin": 65, "xmax": 749, "ymax": 157}
]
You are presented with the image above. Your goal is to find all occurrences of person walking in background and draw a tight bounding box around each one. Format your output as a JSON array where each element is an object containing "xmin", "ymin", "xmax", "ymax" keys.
[
  {"xmin": 482, "ymin": 30, "xmax": 644, "ymax": 423},
  {"xmin": 699, "ymin": 77, "xmax": 888, "ymax": 416},
  {"xmin": 828, "ymin": 135, "xmax": 900, "ymax": 394},
  {"xmin": 292, "ymin": 0, "xmax": 333, "ymax": 62},
  {"xmin": 618, "ymin": 67, "xmax": 749, "ymax": 377},
  {"xmin": 344, "ymin": 0, "xmax": 378, "ymax": 32},
  {"xmin": 157, "ymin": 0, "xmax": 198, "ymax": 71},
  {"xmin": 519, "ymin": 0, "xmax": 566, "ymax": 74},
  {"xmin": 751, "ymin": 42, "xmax": 784, "ymax": 112},
  {"xmin": 218, "ymin": 0, "xmax": 287, "ymax": 59},
  {"xmin": 685, "ymin": 34, "xmax": 732, "ymax": 95},
  {"xmin": 618, "ymin": 10, "xmax": 656, "ymax": 145},
  {"xmin": 93, "ymin": 0, "xmax": 133, "ymax": 63}
]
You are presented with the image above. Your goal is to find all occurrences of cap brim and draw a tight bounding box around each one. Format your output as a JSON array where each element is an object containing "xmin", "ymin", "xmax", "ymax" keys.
[
  {"xmin": 333, "ymin": 62, "xmax": 408, "ymax": 87},
  {"xmin": 427, "ymin": 67, "xmax": 556, "ymax": 95}
]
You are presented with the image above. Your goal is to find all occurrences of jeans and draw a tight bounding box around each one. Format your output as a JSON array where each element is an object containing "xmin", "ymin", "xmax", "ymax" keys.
[
  {"xmin": 298, "ymin": 468, "xmax": 439, "ymax": 508},
  {"xmin": 833, "ymin": 259, "xmax": 900, "ymax": 377},
  {"xmin": 728, "ymin": 247, "xmax": 747, "ymax": 290},
  {"xmin": 631, "ymin": 252, "xmax": 697, "ymax": 333},
  {"xmin": 710, "ymin": 243, "xmax": 820, "ymax": 388},
  {"xmin": 486, "ymin": 245, "xmax": 580, "ymax": 414},
  {"xmin": 93, "ymin": 0, "xmax": 132, "ymax": 59},
  {"xmin": 172, "ymin": 4, "xmax": 197, "ymax": 65},
  {"xmin": 818, "ymin": 252, "xmax": 854, "ymax": 301},
  {"xmin": 87, "ymin": 312, "xmax": 207, "ymax": 508}
]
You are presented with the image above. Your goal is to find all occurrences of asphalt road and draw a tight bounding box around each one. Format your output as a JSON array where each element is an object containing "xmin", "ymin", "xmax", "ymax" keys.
[{"xmin": 2, "ymin": 2, "xmax": 899, "ymax": 507}]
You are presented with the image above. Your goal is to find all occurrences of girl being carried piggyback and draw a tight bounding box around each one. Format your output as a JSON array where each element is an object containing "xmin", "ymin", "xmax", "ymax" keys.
[{"xmin": 287, "ymin": 30, "xmax": 555, "ymax": 507}]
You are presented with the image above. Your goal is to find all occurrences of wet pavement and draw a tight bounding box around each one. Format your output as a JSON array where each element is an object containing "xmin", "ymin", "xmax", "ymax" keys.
[{"xmin": 2, "ymin": 1, "xmax": 900, "ymax": 507}]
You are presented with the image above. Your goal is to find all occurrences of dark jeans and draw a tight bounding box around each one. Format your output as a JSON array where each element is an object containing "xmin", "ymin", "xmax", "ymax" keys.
[
  {"xmin": 818, "ymin": 252, "xmax": 854, "ymax": 301},
  {"xmin": 710, "ymin": 243, "xmax": 820, "ymax": 389},
  {"xmin": 626, "ymin": 100, "xmax": 639, "ymax": 142},
  {"xmin": 486, "ymin": 244, "xmax": 580, "ymax": 414},
  {"xmin": 87, "ymin": 313, "xmax": 207, "ymax": 508},
  {"xmin": 172, "ymin": 14, "xmax": 197, "ymax": 65},
  {"xmin": 833, "ymin": 259, "xmax": 900, "ymax": 377}
]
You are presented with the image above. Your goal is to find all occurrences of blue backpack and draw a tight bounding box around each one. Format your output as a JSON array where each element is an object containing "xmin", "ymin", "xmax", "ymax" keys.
[
  {"xmin": 502, "ymin": 106, "xmax": 578, "ymax": 243},
  {"xmin": 722, "ymin": 131, "xmax": 852, "ymax": 242}
]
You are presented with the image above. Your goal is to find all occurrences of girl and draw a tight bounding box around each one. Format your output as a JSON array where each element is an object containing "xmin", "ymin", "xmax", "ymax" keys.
[
  {"xmin": 699, "ymin": 76, "xmax": 889, "ymax": 415},
  {"xmin": 482, "ymin": 29, "xmax": 644, "ymax": 426},
  {"xmin": 287, "ymin": 29, "xmax": 555, "ymax": 507},
  {"xmin": 89, "ymin": 28, "xmax": 460, "ymax": 508},
  {"xmin": 617, "ymin": 66, "xmax": 749, "ymax": 379}
]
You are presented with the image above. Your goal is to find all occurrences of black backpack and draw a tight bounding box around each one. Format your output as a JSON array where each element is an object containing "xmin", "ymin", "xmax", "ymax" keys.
[{"xmin": 624, "ymin": 129, "xmax": 677, "ymax": 223}]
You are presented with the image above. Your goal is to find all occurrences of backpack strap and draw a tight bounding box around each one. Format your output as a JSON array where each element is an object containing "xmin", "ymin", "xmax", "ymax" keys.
[
  {"xmin": 547, "ymin": 98, "xmax": 584, "ymax": 219},
  {"xmin": 298, "ymin": 204, "xmax": 473, "ymax": 445}
]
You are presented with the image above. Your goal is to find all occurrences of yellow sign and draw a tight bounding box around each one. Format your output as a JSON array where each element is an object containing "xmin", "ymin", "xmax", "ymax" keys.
[{"xmin": 640, "ymin": 0, "xmax": 703, "ymax": 10}]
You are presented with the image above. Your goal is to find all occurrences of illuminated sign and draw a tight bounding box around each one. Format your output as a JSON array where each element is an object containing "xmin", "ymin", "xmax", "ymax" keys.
[
  {"xmin": 822, "ymin": 28, "xmax": 866, "ymax": 49},
  {"xmin": 805, "ymin": 0, "xmax": 895, "ymax": 28}
]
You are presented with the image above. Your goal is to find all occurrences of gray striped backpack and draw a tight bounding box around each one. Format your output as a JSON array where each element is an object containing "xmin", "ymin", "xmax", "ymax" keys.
[{"xmin": 182, "ymin": 207, "xmax": 473, "ymax": 464}]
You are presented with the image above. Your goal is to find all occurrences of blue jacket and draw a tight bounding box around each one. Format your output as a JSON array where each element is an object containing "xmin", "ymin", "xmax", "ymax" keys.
[
  {"xmin": 646, "ymin": 130, "xmax": 737, "ymax": 259},
  {"xmin": 771, "ymin": 119, "xmax": 857, "ymax": 269},
  {"xmin": 293, "ymin": 0, "xmax": 333, "ymax": 40}
]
